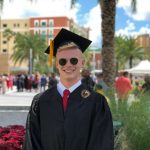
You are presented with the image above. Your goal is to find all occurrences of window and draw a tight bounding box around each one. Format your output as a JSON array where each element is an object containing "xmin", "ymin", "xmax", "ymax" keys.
[
  {"xmin": 3, "ymin": 41, "xmax": 6, "ymax": 44},
  {"xmin": 2, "ymin": 49, "xmax": 7, "ymax": 53},
  {"xmin": 49, "ymin": 20, "xmax": 54, "ymax": 27},
  {"xmin": 41, "ymin": 21, "xmax": 46, "ymax": 27},
  {"xmin": 3, "ymin": 24, "xmax": 7, "ymax": 28},
  {"xmin": 25, "ymin": 23, "xmax": 27, "ymax": 27},
  {"xmin": 14, "ymin": 24, "xmax": 16, "ymax": 27},
  {"xmin": 34, "ymin": 20, "xmax": 39, "ymax": 27},
  {"xmin": 40, "ymin": 20, "xmax": 47, "ymax": 27},
  {"xmin": 17, "ymin": 24, "xmax": 20, "ymax": 27}
]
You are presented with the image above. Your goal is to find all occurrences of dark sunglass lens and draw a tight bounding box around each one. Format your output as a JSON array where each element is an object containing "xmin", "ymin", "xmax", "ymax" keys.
[
  {"xmin": 70, "ymin": 58, "xmax": 78, "ymax": 65},
  {"xmin": 59, "ymin": 59, "xmax": 67, "ymax": 66}
]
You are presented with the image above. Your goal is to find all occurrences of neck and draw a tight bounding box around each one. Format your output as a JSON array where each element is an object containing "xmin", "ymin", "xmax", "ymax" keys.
[{"xmin": 60, "ymin": 78, "xmax": 81, "ymax": 88}]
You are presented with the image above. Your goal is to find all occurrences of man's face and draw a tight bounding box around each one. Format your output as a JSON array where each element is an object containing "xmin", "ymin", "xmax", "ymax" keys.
[{"xmin": 56, "ymin": 48, "xmax": 84, "ymax": 82}]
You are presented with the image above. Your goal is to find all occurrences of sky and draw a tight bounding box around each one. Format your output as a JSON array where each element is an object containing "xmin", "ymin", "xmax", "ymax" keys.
[{"xmin": 0, "ymin": 0, "xmax": 150, "ymax": 48}]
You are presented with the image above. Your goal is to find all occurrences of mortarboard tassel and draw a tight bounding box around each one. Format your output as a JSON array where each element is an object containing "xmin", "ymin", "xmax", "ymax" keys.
[{"xmin": 49, "ymin": 40, "xmax": 54, "ymax": 66}]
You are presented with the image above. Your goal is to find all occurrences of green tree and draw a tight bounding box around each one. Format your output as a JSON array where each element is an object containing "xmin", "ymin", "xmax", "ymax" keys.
[
  {"xmin": 12, "ymin": 32, "xmax": 47, "ymax": 72},
  {"xmin": 115, "ymin": 36, "xmax": 126, "ymax": 71},
  {"xmin": 144, "ymin": 46, "xmax": 150, "ymax": 60},
  {"xmin": 123, "ymin": 36, "xmax": 145, "ymax": 68},
  {"xmin": 83, "ymin": 49, "xmax": 93, "ymax": 70},
  {"xmin": 4, "ymin": 29, "xmax": 48, "ymax": 72},
  {"xmin": 115, "ymin": 36, "xmax": 145, "ymax": 70},
  {"xmin": 115, "ymin": 36, "xmax": 145, "ymax": 72}
]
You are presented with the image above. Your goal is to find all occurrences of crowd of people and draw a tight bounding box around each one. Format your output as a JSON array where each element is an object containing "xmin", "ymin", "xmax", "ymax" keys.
[
  {"xmin": 0, "ymin": 72, "xmax": 59, "ymax": 94},
  {"xmin": 0, "ymin": 70, "xmax": 150, "ymax": 97}
]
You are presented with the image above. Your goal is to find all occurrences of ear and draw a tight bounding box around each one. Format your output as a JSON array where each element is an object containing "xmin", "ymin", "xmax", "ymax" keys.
[
  {"xmin": 56, "ymin": 59, "xmax": 59, "ymax": 69},
  {"xmin": 82, "ymin": 59, "xmax": 85, "ymax": 66}
]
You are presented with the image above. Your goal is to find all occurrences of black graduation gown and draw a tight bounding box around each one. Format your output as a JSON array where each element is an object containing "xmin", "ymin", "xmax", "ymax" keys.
[{"xmin": 23, "ymin": 84, "xmax": 114, "ymax": 150}]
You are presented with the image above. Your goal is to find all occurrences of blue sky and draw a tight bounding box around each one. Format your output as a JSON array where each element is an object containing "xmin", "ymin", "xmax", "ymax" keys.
[{"xmin": 1, "ymin": 0, "xmax": 150, "ymax": 48}]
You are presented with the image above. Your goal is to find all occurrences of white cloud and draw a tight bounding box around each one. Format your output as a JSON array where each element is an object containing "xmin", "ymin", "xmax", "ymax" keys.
[
  {"xmin": 84, "ymin": 4, "xmax": 101, "ymax": 48},
  {"xmin": 116, "ymin": 20, "xmax": 150, "ymax": 37},
  {"xmin": 117, "ymin": 0, "xmax": 150, "ymax": 21},
  {"xmin": 1, "ymin": 0, "xmax": 80, "ymax": 22}
]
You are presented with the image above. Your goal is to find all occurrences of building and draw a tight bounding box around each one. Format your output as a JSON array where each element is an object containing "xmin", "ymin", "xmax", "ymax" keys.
[
  {"xmin": 136, "ymin": 34, "xmax": 150, "ymax": 52},
  {"xmin": 0, "ymin": 17, "xmax": 90, "ymax": 74},
  {"xmin": 0, "ymin": 19, "xmax": 29, "ymax": 74}
]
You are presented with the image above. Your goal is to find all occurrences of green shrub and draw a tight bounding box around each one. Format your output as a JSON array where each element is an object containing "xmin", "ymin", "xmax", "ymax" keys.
[{"xmin": 109, "ymin": 92, "xmax": 150, "ymax": 150}]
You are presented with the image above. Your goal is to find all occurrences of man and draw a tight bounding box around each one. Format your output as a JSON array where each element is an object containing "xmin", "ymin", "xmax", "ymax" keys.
[
  {"xmin": 81, "ymin": 69, "xmax": 95, "ymax": 91},
  {"xmin": 23, "ymin": 28, "xmax": 114, "ymax": 150},
  {"xmin": 115, "ymin": 71, "xmax": 132, "ymax": 100},
  {"xmin": 48, "ymin": 72, "xmax": 58, "ymax": 89},
  {"xmin": 95, "ymin": 73, "xmax": 108, "ymax": 92}
]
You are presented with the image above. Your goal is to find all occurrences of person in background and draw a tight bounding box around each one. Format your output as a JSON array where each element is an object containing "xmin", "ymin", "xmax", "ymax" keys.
[
  {"xmin": 0, "ymin": 75, "xmax": 2, "ymax": 94},
  {"xmin": 115, "ymin": 71, "xmax": 132, "ymax": 100},
  {"xmin": 1, "ymin": 74, "xmax": 7, "ymax": 94},
  {"xmin": 40, "ymin": 74, "xmax": 47, "ymax": 92},
  {"xmin": 48, "ymin": 72, "xmax": 58, "ymax": 89},
  {"xmin": 95, "ymin": 73, "xmax": 108, "ymax": 94},
  {"xmin": 81, "ymin": 69, "xmax": 95, "ymax": 91},
  {"xmin": 23, "ymin": 28, "xmax": 114, "ymax": 150},
  {"xmin": 141, "ymin": 75, "xmax": 150, "ymax": 93}
]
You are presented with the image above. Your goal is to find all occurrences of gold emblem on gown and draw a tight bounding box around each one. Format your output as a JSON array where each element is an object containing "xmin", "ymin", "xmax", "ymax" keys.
[{"xmin": 81, "ymin": 90, "xmax": 90, "ymax": 98}]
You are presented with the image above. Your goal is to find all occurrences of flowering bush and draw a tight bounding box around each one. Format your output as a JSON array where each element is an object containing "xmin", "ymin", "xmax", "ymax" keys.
[{"xmin": 0, "ymin": 125, "xmax": 25, "ymax": 150}]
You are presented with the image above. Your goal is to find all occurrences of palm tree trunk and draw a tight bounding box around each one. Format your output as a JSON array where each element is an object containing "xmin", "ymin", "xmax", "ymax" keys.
[
  {"xmin": 100, "ymin": 0, "xmax": 116, "ymax": 88},
  {"xmin": 129, "ymin": 56, "xmax": 133, "ymax": 68}
]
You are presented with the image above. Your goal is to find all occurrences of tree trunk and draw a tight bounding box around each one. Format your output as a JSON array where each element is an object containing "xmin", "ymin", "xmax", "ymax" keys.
[
  {"xmin": 100, "ymin": 0, "xmax": 116, "ymax": 88},
  {"xmin": 129, "ymin": 56, "xmax": 133, "ymax": 68}
]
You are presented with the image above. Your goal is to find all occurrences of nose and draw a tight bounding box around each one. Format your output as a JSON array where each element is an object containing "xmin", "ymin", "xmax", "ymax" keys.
[{"xmin": 65, "ymin": 59, "xmax": 72, "ymax": 66}]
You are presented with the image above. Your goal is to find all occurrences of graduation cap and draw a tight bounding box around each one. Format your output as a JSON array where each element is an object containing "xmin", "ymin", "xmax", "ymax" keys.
[{"xmin": 45, "ymin": 28, "xmax": 92, "ymax": 66}]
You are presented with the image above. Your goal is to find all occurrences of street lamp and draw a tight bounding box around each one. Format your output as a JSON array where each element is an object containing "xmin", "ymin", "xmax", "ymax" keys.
[{"xmin": 29, "ymin": 48, "xmax": 32, "ymax": 75}]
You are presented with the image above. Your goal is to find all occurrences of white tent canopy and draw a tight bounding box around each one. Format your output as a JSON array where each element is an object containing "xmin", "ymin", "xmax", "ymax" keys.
[{"xmin": 128, "ymin": 60, "xmax": 150, "ymax": 74}]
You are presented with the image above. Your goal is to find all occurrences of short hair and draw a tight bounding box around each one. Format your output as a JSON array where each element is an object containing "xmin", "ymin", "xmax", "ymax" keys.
[{"xmin": 123, "ymin": 71, "xmax": 129, "ymax": 76}]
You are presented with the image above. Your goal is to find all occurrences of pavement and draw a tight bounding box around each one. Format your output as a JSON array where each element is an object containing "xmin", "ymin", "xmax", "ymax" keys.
[
  {"xmin": 0, "ymin": 87, "xmax": 38, "ymax": 108},
  {"xmin": 0, "ymin": 87, "xmax": 39, "ymax": 126}
]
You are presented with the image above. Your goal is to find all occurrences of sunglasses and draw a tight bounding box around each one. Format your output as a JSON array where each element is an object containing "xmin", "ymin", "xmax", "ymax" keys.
[{"xmin": 59, "ymin": 58, "xmax": 78, "ymax": 66}]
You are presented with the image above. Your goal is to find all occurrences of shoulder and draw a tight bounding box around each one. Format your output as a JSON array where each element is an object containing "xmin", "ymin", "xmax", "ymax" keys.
[
  {"xmin": 89, "ymin": 90, "xmax": 107, "ymax": 105},
  {"xmin": 92, "ymin": 90, "xmax": 110, "ymax": 106},
  {"xmin": 30, "ymin": 92, "xmax": 44, "ymax": 116},
  {"xmin": 30, "ymin": 86, "xmax": 57, "ymax": 115}
]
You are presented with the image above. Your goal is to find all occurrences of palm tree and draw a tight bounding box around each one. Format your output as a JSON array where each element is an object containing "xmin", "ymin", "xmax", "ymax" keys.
[
  {"xmin": 114, "ymin": 36, "xmax": 126, "ymax": 72},
  {"xmin": 4, "ymin": 29, "xmax": 47, "ymax": 70},
  {"xmin": 122, "ymin": 36, "xmax": 145, "ymax": 68},
  {"xmin": 100, "ymin": 0, "xmax": 116, "ymax": 87},
  {"xmin": 71, "ymin": 0, "xmax": 137, "ymax": 88},
  {"xmin": 144, "ymin": 46, "xmax": 150, "ymax": 60},
  {"xmin": 12, "ymin": 32, "xmax": 47, "ymax": 72},
  {"xmin": 83, "ymin": 49, "xmax": 93, "ymax": 70},
  {"xmin": 115, "ymin": 36, "xmax": 145, "ymax": 70}
]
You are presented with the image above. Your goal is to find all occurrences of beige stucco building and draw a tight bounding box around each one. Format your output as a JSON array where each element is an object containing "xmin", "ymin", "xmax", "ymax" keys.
[
  {"xmin": 0, "ymin": 19, "xmax": 29, "ymax": 74},
  {"xmin": 136, "ymin": 34, "xmax": 150, "ymax": 52}
]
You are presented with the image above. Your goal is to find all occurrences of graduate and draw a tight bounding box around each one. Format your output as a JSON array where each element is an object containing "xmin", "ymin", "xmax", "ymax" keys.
[{"xmin": 23, "ymin": 28, "xmax": 114, "ymax": 150}]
